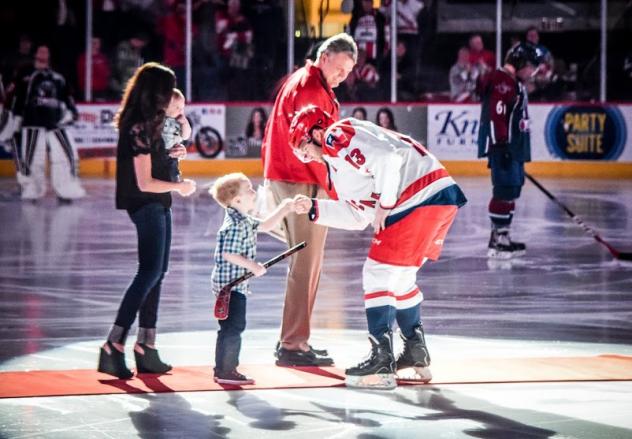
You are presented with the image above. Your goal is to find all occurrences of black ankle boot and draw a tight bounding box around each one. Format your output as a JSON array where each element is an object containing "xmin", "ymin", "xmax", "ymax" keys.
[
  {"xmin": 98, "ymin": 341, "xmax": 134, "ymax": 379},
  {"xmin": 134, "ymin": 343, "xmax": 173, "ymax": 374}
]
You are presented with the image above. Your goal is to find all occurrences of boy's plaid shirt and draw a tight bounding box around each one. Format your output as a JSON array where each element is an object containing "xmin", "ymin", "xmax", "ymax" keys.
[{"xmin": 211, "ymin": 207, "xmax": 260, "ymax": 295}]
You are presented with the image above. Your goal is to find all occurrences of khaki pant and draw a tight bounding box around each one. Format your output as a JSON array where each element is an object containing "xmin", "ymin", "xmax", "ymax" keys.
[{"xmin": 269, "ymin": 180, "xmax": 328, "ymax": 351}]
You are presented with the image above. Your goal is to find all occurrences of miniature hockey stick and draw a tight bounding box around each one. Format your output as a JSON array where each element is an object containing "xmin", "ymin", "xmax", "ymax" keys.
[
  {"xmin": 526, "ymin": 173, "xmax": 632, "ymax": 261},
  {"xmin": 214, "ymin": 241, "xmax": 307, "ymax": 320}
]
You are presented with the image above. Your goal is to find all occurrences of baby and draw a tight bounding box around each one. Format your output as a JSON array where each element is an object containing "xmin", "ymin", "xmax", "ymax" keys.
[{"xmin": 162, "ymin": 88, "xmax": 192, "ymax": 182}]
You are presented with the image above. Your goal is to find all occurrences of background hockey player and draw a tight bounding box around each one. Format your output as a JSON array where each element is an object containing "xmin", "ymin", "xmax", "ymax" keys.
[
  {"xmin": 477, "ymin": 43, "xmax": 541, "ymax": 258},
  {"xmin": 10, "ymin": 45, "xmax": 86, "ymax": 202},
  {"xmin": 289, "ymin": 106, "xmax": 467, "ymax": 389}
]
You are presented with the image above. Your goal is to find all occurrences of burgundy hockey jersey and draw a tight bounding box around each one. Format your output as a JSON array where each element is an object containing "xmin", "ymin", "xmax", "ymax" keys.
[{"xmin": 477, "ymin": 68, "xmax": 531, "ymax": 163}]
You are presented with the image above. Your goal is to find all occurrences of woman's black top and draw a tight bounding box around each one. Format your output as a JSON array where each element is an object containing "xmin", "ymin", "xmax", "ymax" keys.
[{"xmin": 116, "ymin": 123, "xmax": 173, "ymax": 212}]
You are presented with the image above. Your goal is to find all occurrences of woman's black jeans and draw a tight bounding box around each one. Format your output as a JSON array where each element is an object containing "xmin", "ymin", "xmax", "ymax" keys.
[
  {"xmin": 114, "ymin": 203, "xmax": 172, "ymax": 331},
  {"xmin": 215, "ymin": 292, "xmax": 247, "ymax": 373}
]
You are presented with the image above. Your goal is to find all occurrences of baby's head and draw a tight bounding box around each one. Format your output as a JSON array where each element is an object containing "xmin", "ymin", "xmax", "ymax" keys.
[
  {"xmin": 209, "ymin": 172, "xmax": 256, "ymax": 213},
  {"xmin": 165, "ymin": 88, "xmax": 185, "ymax": 117}
]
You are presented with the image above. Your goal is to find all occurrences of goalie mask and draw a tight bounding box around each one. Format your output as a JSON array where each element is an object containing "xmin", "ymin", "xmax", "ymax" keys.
[{"xmin": 289, "ymin": 105, "xmax": 334, "ymax": 163}]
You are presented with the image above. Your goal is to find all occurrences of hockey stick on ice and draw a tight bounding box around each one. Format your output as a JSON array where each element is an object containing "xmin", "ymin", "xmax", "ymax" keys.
[
  {"xmin": 526, "ymin": 173, "xmax": 632, "ymax": 261},
  {"xmin": 214, "ymin": 241, "xmax": 307, "ymax": 320}
]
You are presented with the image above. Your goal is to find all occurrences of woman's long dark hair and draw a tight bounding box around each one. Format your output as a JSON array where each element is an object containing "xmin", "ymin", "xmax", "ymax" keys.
[
  {"xmin": 114, "ymin": 62, "xmax": 176, "ymax": 145},
  {"xmin": 245, "ymin": 107, "xmax": 267, "ymax": 139},
  {"xmin": 376, "ymin": 107, "xmax": 397, "ymax": 131}
]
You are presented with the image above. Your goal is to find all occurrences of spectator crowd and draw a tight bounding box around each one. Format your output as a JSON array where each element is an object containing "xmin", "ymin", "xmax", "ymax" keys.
[
  {"xmin": 1, "ymin": 0, "xmax": 628, "ymax": 104},
  {"xmin": 1, "ymin": 0, "xmax": 285, "ymax": 103}
]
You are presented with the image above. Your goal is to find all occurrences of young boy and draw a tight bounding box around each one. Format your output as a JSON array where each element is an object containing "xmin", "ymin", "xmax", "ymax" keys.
[
  {"xmin": 209, "ymin": 172, "xmax": 298, "ymax": 385},
  {"xmin": 162, "ymin": 88, "xmax": 191, "ymax": 182}
]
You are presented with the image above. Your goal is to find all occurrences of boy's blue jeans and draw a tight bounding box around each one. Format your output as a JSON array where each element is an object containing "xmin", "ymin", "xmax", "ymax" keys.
[{"xmin": 215, "ymin": 292, "xmax": 247, "ymax": 372}]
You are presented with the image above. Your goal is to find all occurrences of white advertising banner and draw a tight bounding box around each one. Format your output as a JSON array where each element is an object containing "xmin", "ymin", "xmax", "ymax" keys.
[
  {"xmin": 184, "ymin": 103, "xmax": 226, "ymax": 159},
  {"xmin": 67, "ymin": 104, "xmax": 118, "ymax": 150},
  {"xmin": 428, "ymin": 103, "xmax": 632, "ymax": 162},
  {"xmin": 427, "ymin": 104, "xmax": 480, "ymax": 160},
  {"xmin": 528, "ymin": 104, "xmax": 552, "ymax": 161},
  {"xmin": 67, "ymin": 103, "xmax": 226, "ymax": 159},
  {"xmin": 5, "ymin": 102, "xmax": 630, "ymax": 162},
  {"xmin": 622, "ymin": 105, "xmax": 632, "ymax": 161}
]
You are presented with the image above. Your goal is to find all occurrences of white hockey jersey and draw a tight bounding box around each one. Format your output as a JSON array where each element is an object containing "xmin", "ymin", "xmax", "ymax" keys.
[{"xmin": 312, "ymin": 117, "xmax": 466, "ymax": 230}]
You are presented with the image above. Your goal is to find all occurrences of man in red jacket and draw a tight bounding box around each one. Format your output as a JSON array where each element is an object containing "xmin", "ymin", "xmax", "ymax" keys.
[{"xmin": 262, "ymin": 33, "xmax": 357, "ymax": 366}]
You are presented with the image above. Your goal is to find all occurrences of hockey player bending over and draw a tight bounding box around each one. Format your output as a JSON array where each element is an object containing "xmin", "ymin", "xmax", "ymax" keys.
[
  {"xmin": 10, "ymin": 45, "xmax": 86, "ymax": 202},
  {"xmin": 477, "ymin": 43, "xmax": 541, "ymax": 258},
  {"xmin": 290, "ymin": 106, "xmax": 467, "ymax": 390}
]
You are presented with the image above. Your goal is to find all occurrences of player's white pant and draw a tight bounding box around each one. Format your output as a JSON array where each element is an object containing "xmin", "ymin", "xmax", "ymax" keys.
[
  {"xmin": 362, "ymin": 258, "xmax": 425, "ymax": 311},
  {"xmin": 16, "ymin": 126, "xmax": 85, "ymax": 200},
  {"xmin": 362, "ymin": 257, "xmax": 427, "ymax": 339}
]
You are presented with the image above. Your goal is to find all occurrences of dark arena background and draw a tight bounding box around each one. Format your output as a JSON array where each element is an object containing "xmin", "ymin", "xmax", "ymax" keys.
[{"xmin": 1, "ymin": 1, "xmax": 631, "ymax": 438}]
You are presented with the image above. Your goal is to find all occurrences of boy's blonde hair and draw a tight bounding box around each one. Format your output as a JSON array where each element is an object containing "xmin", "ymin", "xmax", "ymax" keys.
[{"xmin": 209, "ymin": 172, "xmax": 250, "ymax": 208}]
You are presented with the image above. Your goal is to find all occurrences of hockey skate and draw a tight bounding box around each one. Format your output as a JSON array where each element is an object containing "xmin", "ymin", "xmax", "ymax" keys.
[
  {"xmin": 52, "ymin": 174, "xmax": 86, "ymax": 200},
  {"xmin": 345, "ymin": 332, "xmax": 396, "ymax": 390},
  {"xmin": 16, "ymin": 172, "xmax": 46, "ymax": 200},
  {"xmin": 56, "ymin": 184, "xmax": 86, "ymax": 200},
  {"xmin": 487, "ymin": 228, "xmax": 526, "ymax": 259},
  {"xmin": 395, "ymin": 326, "xmax": 432, "ymax": 383}
]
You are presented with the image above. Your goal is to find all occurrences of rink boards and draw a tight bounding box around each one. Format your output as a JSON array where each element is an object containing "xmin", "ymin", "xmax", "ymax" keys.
[{"xmin": 1, "ymin": 102, "xmax": 631, "ymax": 178}]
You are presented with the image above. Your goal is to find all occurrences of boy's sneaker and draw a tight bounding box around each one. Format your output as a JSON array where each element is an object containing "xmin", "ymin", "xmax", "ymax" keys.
[{"xmin": 213, "ymin": 369, "xmax": 255, "ymax": 385}]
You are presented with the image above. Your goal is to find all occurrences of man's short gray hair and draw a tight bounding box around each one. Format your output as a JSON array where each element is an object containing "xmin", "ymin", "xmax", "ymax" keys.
[{"xmin": 317, "ymin": 33, "xmax": 358, "ymax": 63}]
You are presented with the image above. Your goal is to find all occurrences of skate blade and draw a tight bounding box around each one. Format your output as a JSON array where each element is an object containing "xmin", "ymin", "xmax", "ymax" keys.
[
  {"xmin": 396, "ymin": 366, "xmax": 432, "ymax": 383},
  {"xmin": 345, "ymin": 373, "xmax": 396, "ymax": 390},
  {"xmin": 486, "ymin": 258, "xmax": 514, "ymax": 270},
  {"xmin": 487, "ymin": 248, "xmax": 513, "ymax": 259}
]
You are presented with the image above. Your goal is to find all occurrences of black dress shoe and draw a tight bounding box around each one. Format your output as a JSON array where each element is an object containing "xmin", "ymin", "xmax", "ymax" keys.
[
  {"xmin": 98, "ymin": 341, "xmax": 134, "ymax": 379},
  {"xmin": 275, "ymin": 347, "xmax": 334, "ymax": 367},
  {"xmin": 274, "ymin": 342, "xmax": 329, "ymax": 358},
  {"xmin": 308, "ymin": 345, "xmax": 329, "ymax": 356},
  {"xmin": 274, "ymin": 341, "xmax": 281, "ymax": 359},
  {"xmin": 134, "ymin": 343, "xmax": 173, "ymax": 374}
]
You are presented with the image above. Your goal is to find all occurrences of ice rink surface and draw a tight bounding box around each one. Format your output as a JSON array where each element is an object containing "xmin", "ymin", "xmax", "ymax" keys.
[{"xmin": 1, "ymin": 176, "xmax": 631, "ymax": 438}]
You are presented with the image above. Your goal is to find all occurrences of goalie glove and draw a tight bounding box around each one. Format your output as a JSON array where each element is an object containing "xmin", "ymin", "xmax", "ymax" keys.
[
  {"xmin": 58, "ymin": 101, "xmax": 79, "ymax": 127},
  {"xmin": 59, "ymin": 108, "xmax": 76, "ymax": 126}
]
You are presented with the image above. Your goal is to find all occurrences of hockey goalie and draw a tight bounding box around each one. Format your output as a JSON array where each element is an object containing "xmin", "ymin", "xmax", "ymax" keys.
[{"xmin": 289, "ymin": 106, "xmax": 467, "ymax": 390}]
